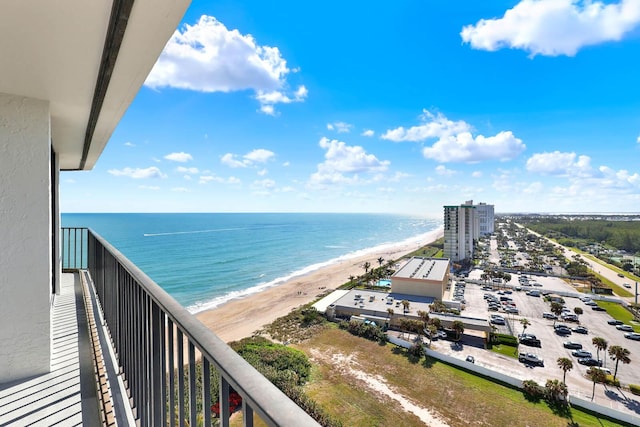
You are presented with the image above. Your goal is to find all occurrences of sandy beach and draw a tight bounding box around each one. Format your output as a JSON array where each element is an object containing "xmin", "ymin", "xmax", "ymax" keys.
[{"xmin": 196, "ymin": 227, "xmax": 443, "ymax": 343}]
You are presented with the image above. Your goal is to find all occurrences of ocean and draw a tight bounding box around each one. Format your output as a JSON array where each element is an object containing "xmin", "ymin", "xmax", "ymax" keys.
[{"xmin": 62, "ymin": 213, "xmax": 442, "ymax": 313}]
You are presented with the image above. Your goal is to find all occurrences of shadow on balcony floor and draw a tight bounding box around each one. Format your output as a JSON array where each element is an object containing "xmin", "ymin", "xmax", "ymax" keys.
[{"xmin": 0, "ymin": 273, "xmax": 97, "ymax": 426}]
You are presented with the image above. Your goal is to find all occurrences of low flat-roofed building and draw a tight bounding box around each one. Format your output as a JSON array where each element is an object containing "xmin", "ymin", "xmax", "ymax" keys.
[
  {"xmin": 323, "ymin": 289, "xmax": 435, "ymax": 327},
  {"xmin": 319, "ymin": 289, "xmax": 491, "ymax": 338},
  {"xmin": 391, "ymin": 257, "xmax": 450, "ymax": 299}
]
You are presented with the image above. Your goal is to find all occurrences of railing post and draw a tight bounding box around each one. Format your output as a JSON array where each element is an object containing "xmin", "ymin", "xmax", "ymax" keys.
[
  {"xmin": 151, "ymin": 302, "xmax": 163, "ymax": 425},
  {"xmin": 188, "ymin": 343, "xmax": 196, "ymax": 427},
  {"xmin": 220, "ymin": 376, "xmax": 230, "ymax": 427}
]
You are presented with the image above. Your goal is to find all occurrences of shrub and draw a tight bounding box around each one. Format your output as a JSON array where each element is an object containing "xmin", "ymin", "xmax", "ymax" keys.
[
  {"xmin": 630, "ymin": 384, "xmax": 640, "ymax": 396},
  {"xmin": 493, "ymin": 333, "xmax": 518, "ymax": 346},
  {"xmin": 342, "ymin": 320, "xmax": 387, "ymax": 343},
  {"xmin": 407, "ymin": 342, "xmax": 425, "ymax": 359},
  {"xmin": 604, "ymin": 374, "xmax": 620, "ymax": 387},
  {"xmin": 522, "ymin": 379, "xmax": 544, "ymax": 402}
]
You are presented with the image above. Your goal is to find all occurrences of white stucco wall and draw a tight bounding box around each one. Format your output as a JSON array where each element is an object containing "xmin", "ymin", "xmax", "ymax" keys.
[{"xmin": 0, "ymin": 93, "xmax": 52, "ymax": 383}]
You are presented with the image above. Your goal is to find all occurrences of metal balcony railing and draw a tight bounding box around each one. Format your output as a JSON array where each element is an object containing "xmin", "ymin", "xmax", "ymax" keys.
[{"xmin": 61, "ymin": 227, "xmax": 319, "ymax": 427}]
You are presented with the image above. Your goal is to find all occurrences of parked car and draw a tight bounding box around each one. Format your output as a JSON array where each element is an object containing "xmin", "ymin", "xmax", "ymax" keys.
[
  {"xmin": 624, "ymin": 332, "xmax": 640, "ymax": 340},
  {"xmin": 608, "ymin": 319, "xmax": 623, "ymax": 326},
  {"xmin": 571, "ymin": 349, "xmax": 592, "ymax": 358},
  {"xmin": 466, "ymin": 355, "xmax": 475, "ymax": 363},
  {"xmin": 584, "ymin": 300, "xmax": 598, "ymax": 306},
  {"xmin": 563, "ymin": 341, "xmax": 582, "ymax": 349},
  {"xmin": 618, "ymin": 273, "xmax": 625, "ymax": 278},
  {"xmin": 518, "ymin": 352, "xmax": 544, "ymax": 366},
  {"xmin": 519, "ymin": 334, "xmax": 541, "ymax": 347},
  {"xmin": 542, "ymin": 312, "xmax": 557, "ymax": 320},
  {"xmin": 591, "ymin": 306, "xmax": 606, "ymax": 311},
  {"xmin": 491, "ymin": 317, "xmax": 506, "ymax": 325},
  {"xmin": 616, "ymin": 324, "xmax": 634, "ymax": 332},
  {"xmin": 624, "ymin": 283, "xmax": 632, "ymax": 289},
  {"xmin": 578, "ymin": 357, "xmax": 602, "ymax": 367},
  {"xmin": 572, "ymin": 326, "xmax": 588, "ymax": 334},
  {"xmin": 555, "ymin": 327, "xmax": 572, "ymax": 336}
]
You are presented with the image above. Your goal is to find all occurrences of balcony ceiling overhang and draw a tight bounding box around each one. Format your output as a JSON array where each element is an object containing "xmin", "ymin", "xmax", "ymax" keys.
[{"xmin": 0, "ymin": 0, "xmax": 190, "ymax": 170}]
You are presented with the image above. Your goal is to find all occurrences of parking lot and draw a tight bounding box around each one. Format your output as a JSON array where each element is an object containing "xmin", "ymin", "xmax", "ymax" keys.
[{"xmin": 438, "ymin": 270, "xmax": 640, "ymax": 407}]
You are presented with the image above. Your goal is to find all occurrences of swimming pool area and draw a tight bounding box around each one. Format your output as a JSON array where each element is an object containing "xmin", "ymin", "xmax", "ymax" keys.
[{"xmin": 377, "ymin": 279, "xmax": 392, "ymax": 287}]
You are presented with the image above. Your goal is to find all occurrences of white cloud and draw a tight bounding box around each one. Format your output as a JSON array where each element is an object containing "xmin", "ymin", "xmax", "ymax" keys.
[
  {"xmin": 124, "ymin": 142, "xmax": 135, "ymax": 147},
  {"xmin": 461, "ymin": 0, "xmax": 640, "ymax": 57},
  {"xmin": 381, "ymin": 110, "xmax": 471, "ymax": 142},
  {"xmin": 176, "ymin": 166, "xmax": 199, "ymax": 174},
  {"xmin": 257, "ymin": 168, "xmax": 268, "ymax": 176},
  {"xmin": 145, "ymin": 15, "xmax": 306, "ymax": 115},
  {"xmin": 221, "ymin": 149, "xmax": 275, "ymax": 168},
  {"xmin": 172, "ymin": 187, "xmax": 191, "ymax": 192},
  {"xmin": 471, "ymin": 171, "xmax": 483, "ymax": 178},
  {"xmin": 525, "ymin": 151, "xmax": 592, "ymax": 176},
  {"xmin": 245, "ymin": 149, "xmax": 275, "ymax": 163},
  {"xmin": 252, "ymin": 179, "xmax": 276, "ymax": 190},
  {"xmin": 361, "ymin": 129, "xmax": 375, "ymax": 137},
  {"xmin": 309, "ymin": 137, "xmax": 390, "ymax": 186},
  {"xmin": 326, "ymin": 121, "xmax": 353, "ymax": 133},
  {"xmin": 637, "ymin": 135, "xmax": 640, "ymax": 143},
  {"xmin": 435, "ymin": 165, "xmax": 456, "ymax": 176},
  {"xmin": 138, "ymin": 185, "xmax": 160, "ymax": 191},
  {"xmin": 423, "ymin": 131, "xmax": 525, "ymax": 163},
  {"xmin": 164, "ymin": 152, "xmax": 193, "ymax": 162},
  {"xmin": 199, "ymin": 174, "xmax": 241, "ymax": 185},
  {"xmin": 108, "ymin": 167, "xmax": 167, "ymax": 179},
  {"xmin": 184, "ymin": 175, "xmax": 192, "ymax": 180},
  {"xmin": 255, "ymin": 85, "xmax": 307, "ymax": 115},
  {"xmin": 282, "ymin": 161, "xmax": 290, "ymax": 167}
]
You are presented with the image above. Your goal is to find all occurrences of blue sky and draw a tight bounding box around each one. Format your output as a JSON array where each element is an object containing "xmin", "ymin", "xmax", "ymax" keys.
[{"xmin": 61, "ymin": 0, "xmax": 640, "ymax": 216}]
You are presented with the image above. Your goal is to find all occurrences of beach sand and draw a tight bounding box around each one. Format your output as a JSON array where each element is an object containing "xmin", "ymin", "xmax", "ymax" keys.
[{"xmin": 196, "ymin": 228, "xmax": 443, "ymax": 343}]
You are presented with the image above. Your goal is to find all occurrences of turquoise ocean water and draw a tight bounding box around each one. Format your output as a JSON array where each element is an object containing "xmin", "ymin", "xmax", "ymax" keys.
[{"xmin": 62, "ymin": 213, "xmax": 441, "ymax": 313}]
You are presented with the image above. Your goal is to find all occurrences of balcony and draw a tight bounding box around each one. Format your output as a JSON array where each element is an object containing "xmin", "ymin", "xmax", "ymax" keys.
[{"xmin": 1, "ymin": 227, "xmax": 318, "ymax": 426}]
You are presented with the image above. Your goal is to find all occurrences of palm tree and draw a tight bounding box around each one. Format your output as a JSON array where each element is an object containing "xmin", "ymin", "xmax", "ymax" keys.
[
  {"xmin": 608, "ymin": 345, "xmax": 631, "ymax": 380},
  {"xmin": 557, "ymin": 357, "xmax": 573, "ymax": 384},
  {"xmin": 386, "ymin": 308, "xmax": 394, "ymax": 327},
  {"xmin": 426, "ymin": 324, "xmax": 437, "ymax": 345},
  {"xmin": 401, "ymin": 299, "xmax": 410, "ymax": 313},
  {"xmin": 519, "ymin": 318, "xmax": 531, "ymax": 335},
  {"xmin": 544, "ymin": 379, "xmax": 568, "ymax": 403},
  {"xmin": 363, "ymin": 261, "xmax": 371, "ymax": 275},
  {"xmin": 550, "ymin": 302, "xmax": 564, "ymax": 325},
  {"xmin": 377, "ymin": 257, "xmax": 384, "ymax": 267},
  {"xmin": 417, "ymin": 310, "xmax": 429, "ymax": 326},
  {"xmin": 348, "ymin": 275, "xmax": 355, "ymax": 286},
  {"xmin": 586, "ymin": 367, "xmax": 608, "ymax": 400},
  {"xmin": 428, "ymin": 317, "xmax": 442, "ymax": 330},
  {"xmin": 592, "ymin": 337, "xmax": 608, "ymax": 364},
  {"xmin": 452, "ymin": 320, "xmax": 465, "ymax": 342}
]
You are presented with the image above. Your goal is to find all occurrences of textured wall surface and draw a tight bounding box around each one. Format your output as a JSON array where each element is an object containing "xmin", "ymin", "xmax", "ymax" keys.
[{"xmin": 0, "ymin": 93, "xmax": 52, "ymax": 383}]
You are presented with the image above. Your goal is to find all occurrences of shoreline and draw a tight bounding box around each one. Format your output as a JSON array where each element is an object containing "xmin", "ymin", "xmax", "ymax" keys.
[{"xmin": 196, "ymin": 227, "xmax": 444, "ymax": 343}]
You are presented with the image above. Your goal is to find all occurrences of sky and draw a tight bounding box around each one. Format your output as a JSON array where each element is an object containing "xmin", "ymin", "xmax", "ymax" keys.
[{"xmin": 61, "ymin": 0, "xmax": 640, "ymax": 216}]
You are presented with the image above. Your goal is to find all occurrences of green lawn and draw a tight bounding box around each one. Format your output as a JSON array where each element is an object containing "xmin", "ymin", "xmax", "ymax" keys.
[
  {"xmin": 592, "ymin": 271, "xmax": 634, "ymax": 298},
  {"xmin": 490, "ymin": 344, "xmax": 519, "ymax": 358},
  {"xmin": 595, "ymin": 301, "xmax": 640, "ymax": 331},
  {"xmin": 297, "ymin": 328, "xmax": 631, "ymax": 427}
]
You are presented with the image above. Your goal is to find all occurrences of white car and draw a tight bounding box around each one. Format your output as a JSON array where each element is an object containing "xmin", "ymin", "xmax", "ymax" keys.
[
  {"xmin": 624, "ymin": 332, "xmax": 640, "ymax": 340},
  {"xmin": 617, "ymin": 324, "xmax": 634, "ymax": 332}
]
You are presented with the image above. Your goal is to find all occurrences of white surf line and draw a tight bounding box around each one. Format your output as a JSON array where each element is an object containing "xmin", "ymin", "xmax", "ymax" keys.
[
  {"xmin": 143, "ymin": 227, "xmax": 246, "ymax": 237},
  {"xmin": 324, "ymin": 352, "xmax": 450, "ymax": 427}
]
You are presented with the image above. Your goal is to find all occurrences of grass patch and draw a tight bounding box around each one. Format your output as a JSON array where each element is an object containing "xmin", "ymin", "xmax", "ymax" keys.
[
  {"xmin": 296, "ymin": 328, "xmax": 629, "ymax": 426},
  {"xmin": 490, "ymin": 343, "xmax": 519, "ymax": 358},
  {"xmin": 595, "ymin": 301, "xmax": 640, "ymax": 331},
  {"xmin": 591, "ymin": 271, "xmax": 634, "ymax": 298}
]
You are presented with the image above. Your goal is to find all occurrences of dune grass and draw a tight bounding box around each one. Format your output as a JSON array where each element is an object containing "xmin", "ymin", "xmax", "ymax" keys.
[{"xmin": 294, "ymin": 328, "xmax": 629, "ymax": 427}]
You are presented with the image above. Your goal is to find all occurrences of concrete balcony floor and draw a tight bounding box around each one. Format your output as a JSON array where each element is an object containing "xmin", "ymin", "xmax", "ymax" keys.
[{"xmin": 0, "ymin": 273, "xmax": 98, "ymax": 426}]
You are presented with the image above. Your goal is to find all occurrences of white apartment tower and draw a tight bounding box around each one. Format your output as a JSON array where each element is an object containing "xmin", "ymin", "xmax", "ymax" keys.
[
  {"xmin": 476, "ymin": 202, "xmax": 495, "ymax": 235},
  {"xmin": 443, "ymin": 200, "xmax": 493, "ymax": 262}
]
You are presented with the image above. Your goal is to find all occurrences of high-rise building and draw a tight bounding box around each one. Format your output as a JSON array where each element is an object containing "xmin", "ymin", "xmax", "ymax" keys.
[
  {"xmin": 443, "ymin": 200, "xmax": 494, "ymax": 261},
  {"xmin": 476, "ymin": 202, "xmax": 495, "ymax": 235}
]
